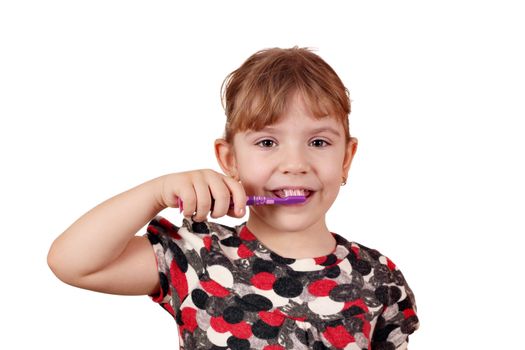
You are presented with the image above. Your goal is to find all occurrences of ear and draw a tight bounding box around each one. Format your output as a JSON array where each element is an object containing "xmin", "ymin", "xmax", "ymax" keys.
[
  {"xmin": 214, "ymin": 138, "xmax": 239, "ymax": 180},
  {"xmin": 342, "ymin": 137, "xmax": 358, "ymax": 179}
]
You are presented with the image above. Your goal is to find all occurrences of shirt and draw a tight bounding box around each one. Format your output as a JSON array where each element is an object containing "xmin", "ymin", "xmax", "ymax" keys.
[{"xmin": 144, "ymin": 215, "xmax": 419, "ymax": 350}]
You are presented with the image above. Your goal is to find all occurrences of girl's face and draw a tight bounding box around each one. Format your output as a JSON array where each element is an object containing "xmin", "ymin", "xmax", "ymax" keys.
[{"xmin": 219, "ymin": 92, "xmax": 358, "ymax": 233}]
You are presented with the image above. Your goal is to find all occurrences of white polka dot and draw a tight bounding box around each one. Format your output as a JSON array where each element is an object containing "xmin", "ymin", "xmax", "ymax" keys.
[
  {"xmin": 307, "ymin": 296, "xmax": 345, "ymax": 315},
  {"xmin": 207, "ymin": 264, "xmax": 234, "ymax": 288},
  {"xmin": 186, "ymin": 265, "xmax": 200, "ymax": 291},
  {"xmin": 344, "ymin": 343, "xmax": 362, "ymax": 350},
  {"xmin": 206, "ymin": 327, "xmax": 231, "ymax": 346},
  {"xmin": 288, "ymin": 259, "xmax": 324, "ymax": 271},
  {"xmin": 338, "ymin": 258, "xmax": 353, "ymax": 273},
  {"xmin": 196, "ymin": 309, "xmax": 211, "ymax": 331}
]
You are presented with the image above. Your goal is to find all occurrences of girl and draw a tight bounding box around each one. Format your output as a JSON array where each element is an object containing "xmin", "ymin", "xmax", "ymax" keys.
[{"xmin": 48, "ymin": 47, "xmax": 419, "ymax": 349}]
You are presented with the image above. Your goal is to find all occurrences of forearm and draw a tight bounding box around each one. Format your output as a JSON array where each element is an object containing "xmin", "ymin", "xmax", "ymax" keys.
[{"xmin": 48, "ymin": 175, "xmax": 167, "ymax": 281}]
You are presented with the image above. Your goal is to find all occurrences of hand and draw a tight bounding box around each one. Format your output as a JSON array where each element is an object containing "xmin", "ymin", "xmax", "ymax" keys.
[{"xmin": 158, "ymin": 169, "xmax": 247, "ymax": 222}]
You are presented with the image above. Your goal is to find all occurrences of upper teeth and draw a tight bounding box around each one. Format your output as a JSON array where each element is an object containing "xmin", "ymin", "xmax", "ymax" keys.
[{"xmin": 275, "ymin": 189, "xmax": 309, "ymax": 198}]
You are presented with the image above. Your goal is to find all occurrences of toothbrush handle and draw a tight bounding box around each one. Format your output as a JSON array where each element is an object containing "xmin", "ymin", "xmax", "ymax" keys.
[{"xmin": 178, "ymin": 196, "xmax": 264, "ymax": 213}]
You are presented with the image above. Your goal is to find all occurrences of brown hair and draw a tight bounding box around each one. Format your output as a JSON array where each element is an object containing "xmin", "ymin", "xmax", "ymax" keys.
[{"xmin": 220, "ymin": 46, "xmax": 351, "ymax": 144}]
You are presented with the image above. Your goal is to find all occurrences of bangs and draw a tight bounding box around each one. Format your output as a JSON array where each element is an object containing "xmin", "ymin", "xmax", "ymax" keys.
[{"xmin": 221, "ymin": 47, "xmax": 351, "ymax": 143}]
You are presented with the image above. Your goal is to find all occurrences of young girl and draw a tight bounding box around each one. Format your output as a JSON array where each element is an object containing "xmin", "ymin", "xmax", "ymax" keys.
[{"xmin": 48, "ymin": 47, "xmax": 419, "ymax": 350}]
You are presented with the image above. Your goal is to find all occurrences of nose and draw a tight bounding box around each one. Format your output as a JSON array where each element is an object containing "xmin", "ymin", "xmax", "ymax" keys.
[{"xmin": 277, "ymin": 144, "xmax": 311, "ymax": 174}]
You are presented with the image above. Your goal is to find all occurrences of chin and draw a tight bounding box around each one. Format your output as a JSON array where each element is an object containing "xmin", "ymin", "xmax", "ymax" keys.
[{"xmin": 268, "ymin": 211, "xmax": 324, "ymax": 232}]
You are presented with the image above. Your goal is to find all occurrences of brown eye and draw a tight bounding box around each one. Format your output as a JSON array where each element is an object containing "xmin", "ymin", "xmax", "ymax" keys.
[
  {"xmin": 256, "ymin": 139, "xmax": 276, "ymax": 148},
  {"xmin": 311, "ymin": 139, "xmax": 330, "ymax": 147}
]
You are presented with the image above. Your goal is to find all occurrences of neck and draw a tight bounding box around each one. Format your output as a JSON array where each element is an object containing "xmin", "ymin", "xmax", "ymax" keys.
[{"xmin": 245, "ymin": 211, "xmax": 336, "ymax": 259}]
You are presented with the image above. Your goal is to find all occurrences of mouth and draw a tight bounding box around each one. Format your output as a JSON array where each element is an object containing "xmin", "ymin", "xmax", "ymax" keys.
[{"xmin": 271, "ymin": 188, "xmax": 314, "ymax": 199}]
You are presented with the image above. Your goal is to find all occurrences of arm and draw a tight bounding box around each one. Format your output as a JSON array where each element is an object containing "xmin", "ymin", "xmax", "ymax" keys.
[
  {"xmin": 47, "ymin": 170, "xmax": 246, "ymax": 296},
  {"xmin": 47, "ymin": 175, "xmax": 167, "ymax": 295}
]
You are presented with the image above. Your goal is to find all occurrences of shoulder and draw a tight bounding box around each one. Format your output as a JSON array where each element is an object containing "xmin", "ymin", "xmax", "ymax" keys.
[
  {"xmin": 340, "ymin": 239, "xmax": 412, "ymax": 286},
  {"xmin": 145, "ymin": 215, "xmax": 240, "ymax": 244}
]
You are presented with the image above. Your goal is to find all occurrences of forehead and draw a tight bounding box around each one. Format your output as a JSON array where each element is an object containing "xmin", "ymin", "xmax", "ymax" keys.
[{"xmin": 243, "ymin": 115, "xmax": 342, "ymax": 137}]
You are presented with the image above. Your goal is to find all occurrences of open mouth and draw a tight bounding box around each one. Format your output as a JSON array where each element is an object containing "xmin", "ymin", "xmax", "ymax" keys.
[{"xmin": 271, "ymin": 189, "xmax": 314, "ymax": 199}]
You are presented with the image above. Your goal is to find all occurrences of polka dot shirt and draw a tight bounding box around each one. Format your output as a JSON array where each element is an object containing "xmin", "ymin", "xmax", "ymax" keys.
[{"xmin": 144, "ymin": 215, "xmax": 419, "ymax": 350}]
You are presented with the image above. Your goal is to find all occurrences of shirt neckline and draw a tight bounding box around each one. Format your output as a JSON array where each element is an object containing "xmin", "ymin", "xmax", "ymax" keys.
[{"xmin": 234, "ymin": 221, "xmax": 349, "ymax": 272}]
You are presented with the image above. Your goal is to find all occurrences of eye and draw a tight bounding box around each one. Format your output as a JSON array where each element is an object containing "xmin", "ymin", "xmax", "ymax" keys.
[
  {"xmin": 255, "ymin": 139, "xmax": 276, "ymax": 148},
  {"xmin": 310, "ymin": 139, "xmax": 330, "ymax": 147}
]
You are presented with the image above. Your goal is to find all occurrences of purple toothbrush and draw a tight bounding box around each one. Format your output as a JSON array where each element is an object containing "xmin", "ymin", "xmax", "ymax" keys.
[{"xmin": 177, "ymin": 195, "xmax": 306, "ymax": 213}]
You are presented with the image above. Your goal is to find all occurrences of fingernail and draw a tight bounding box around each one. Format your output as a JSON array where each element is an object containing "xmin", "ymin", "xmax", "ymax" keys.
[{"xmin": 237, "ymin": 207, "xmax": 244, "ymax": 216}]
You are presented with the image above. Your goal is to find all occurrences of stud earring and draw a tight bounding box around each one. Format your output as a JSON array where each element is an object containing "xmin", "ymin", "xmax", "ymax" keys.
[{"xmin": 341, "ymin": 176, "xmax": 347, "ymax": 186}]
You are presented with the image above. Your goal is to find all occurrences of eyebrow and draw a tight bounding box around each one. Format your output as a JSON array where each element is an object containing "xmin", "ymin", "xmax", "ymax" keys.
[{"xmin": 247, "ymin": 126, "xmax": 342, "ymax": 137}]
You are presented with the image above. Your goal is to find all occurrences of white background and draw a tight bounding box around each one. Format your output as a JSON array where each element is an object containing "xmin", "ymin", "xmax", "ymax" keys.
[{"xmin": 1, "ymin": 1, "xmax": 524, "ymax": 349}]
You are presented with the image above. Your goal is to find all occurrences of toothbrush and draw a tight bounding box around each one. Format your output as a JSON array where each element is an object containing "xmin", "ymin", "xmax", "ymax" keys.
[{"xmin": 177, "ymin": 195, "xmax": 306, "ymax": 213}]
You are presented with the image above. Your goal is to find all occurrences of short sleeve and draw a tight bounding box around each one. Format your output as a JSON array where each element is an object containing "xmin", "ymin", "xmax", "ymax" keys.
[
  {"xmin": 143, "ymin": 215, "xmax": 205, "ymax": 318},
  {"xmin": 371, "ymin": 261, "xmax": 420, "ymax": 350}
]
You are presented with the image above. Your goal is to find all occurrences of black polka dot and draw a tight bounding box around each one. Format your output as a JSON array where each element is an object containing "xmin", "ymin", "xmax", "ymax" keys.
[
  {"xmin": 320, "ymin": 254, "xmax": 337, "ymax": 266},
  {"xmin": 324, "ymin": 266, "xmax": 340, "ymax": 278},
  {"xmin": 330, "ymin": 283, "xmax": 360, "ymax": 302},
  {"xmin": 252, "ymin": 258, "xmax": 276, "ymax": 274},
  {"xmin": 191, "ymin": 289, "xmax": 208, "ymax": 309},
  {"xmin": 273, "ymin": 277, "xmax": 303, "ymax": 298},
  {"xmin": 372, "ymin": 342, "xmax": 396, "ymax": 350},
  {"xmin": 175, "ymin": 308, "xmax": 183, "ymax": 325},
  {"xmin": 251, "ymin": 320, "xmax": 279, "ymax": 339},
  {"xmin": 192, "ymin": 221, "xmax": 209, "ymax": 233},
  {"xmin": 375, "ymin": 286, "xmax": 402, "ymax": 306},
  {"xmin": 235, "ymin": 294, "xmax": 273, "ymax": 312},
  {"xmin": 223, "ymin": 306, "xmax": 244, "ymax": 324},
  {"xmin": 351, "ymin": 259, "xmax": 371, "ymax": 276},
  {"xmin": 168, "ymin": 241, "xmax": 188, "ymax": 272},
  {"xmin": 313, "ymin": 341, "xmax": 330, "ymax": 350},
  {"xmin": 398, "ymin": 297, "xmax": 413, "ymax": 311},
  {"xmin": 401, "ymin": 315, "xmax": 419, "ymax": 334},
  {"xmin": 342, "ymin": 305, "xmax": 365, "ymax": 317},
  {"xmin": 146, "ymin": 232, "xmax": 161, "ymax": 245},
  {"xmin": 220, "ymin": 236, "xmax": 241, "ymax": 247},
  {"xmin": 227, "ymin": 336, "xmax": 250, "ymax": 350}
]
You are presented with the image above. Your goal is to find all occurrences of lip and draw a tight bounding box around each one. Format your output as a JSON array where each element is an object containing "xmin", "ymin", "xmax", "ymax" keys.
[
  {"xmin": 270, "ymin": 186, "xmax": 316, "ymax": 191},
  {"xmin": 268, "ymin": 190, "xmax": 315, "ymax": 206}
]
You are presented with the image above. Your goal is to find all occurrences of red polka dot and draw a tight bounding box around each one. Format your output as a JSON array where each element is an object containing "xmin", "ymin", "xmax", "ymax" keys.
[
  {"xmin": 238, "ymin": 243, "xmax": 254, "ymax": 258},
  {"xmin": 239, "ymin": 226, "xmax": 256, "ymax": 241},
  {"xmin": 308, "ymin": 279, "xmax": 337, "ymax": 297},
  {"xmin": 323, "ymin": 325, "xmax": 354, "ymax": 348},
  {"xmin": 170, "ymin": 260, "xmax": 188, "ymax": 301},
  {"xmin": 180, "ymin": 307, "xmax": 198, "ymax": 332},
  {"xmin": 403, "ymin": 308, "xmax": 416, "ymax": 318},
  {"xmin": 263, "ymin": 345, "xmax": 285, "ymax": 350},
  {"xmin": 250, "ymin": 272, "xmax": 276, "ymax": 290},
  {"xmin": 203, "ymin": 236, "xmax": 212, "ymax": 251},
  {"xmin": 230, "ymin": 321, "xmax": 252, "ymax": 339},
  {"xmin": 210, "ymin": 316, "xmax": 229, "ymax": 333},
  {"xmin": 258, "ymin": 310, "xmax": 285, "ymax": 326},
  {"xmin": 386, "ymin": 257, "xmax": 396, "ymax": 271},
  {"xmin": 200, "ymin": 279, "xmax": 230, "ymax": 297},
  {"xmin": 314, "ymin": 256, "xmax": 327, "ymax": 265},
  {"xmin": 343, "ymin": 298, "xmax": 369, "ymax": 313},
  {"xmin": 158, "ymin": 217, "xmax": 182, "ymax": 239}
]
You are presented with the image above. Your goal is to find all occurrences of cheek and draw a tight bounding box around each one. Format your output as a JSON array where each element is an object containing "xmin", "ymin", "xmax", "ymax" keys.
[{"xmin": 237, "ymin": 154, "xmax": 271, "ymax": 191}]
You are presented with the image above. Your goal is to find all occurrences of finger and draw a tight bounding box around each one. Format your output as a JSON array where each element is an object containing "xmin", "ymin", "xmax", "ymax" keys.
[
  {"xmin": 208, "ymin": 178, "xmax": 233, "ymax": 219},
  {"xmin": 192, "ymin": 179, "xmax": 212, "ymax": 222},
  {"xmin": 179, "ymin": 187, "xmax": 197, "ymax": 219},
  {"xmin": 223, "ymin": 176, "xmax": 247, "ymax": 218}
]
